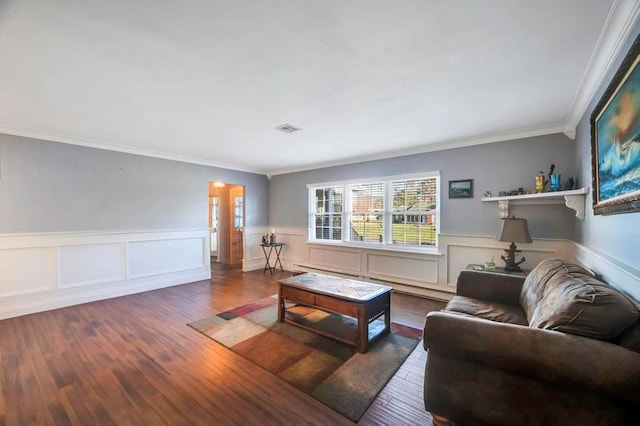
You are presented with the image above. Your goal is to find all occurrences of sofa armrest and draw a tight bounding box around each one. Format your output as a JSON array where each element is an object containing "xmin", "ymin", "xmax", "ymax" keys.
[
  {"xmin": 423, "ymin": 311, "xmax": 640, "ymax": 404},
  {"xmin": 456, "ymin": 270, "xmax": 524, "ymax": 306}
]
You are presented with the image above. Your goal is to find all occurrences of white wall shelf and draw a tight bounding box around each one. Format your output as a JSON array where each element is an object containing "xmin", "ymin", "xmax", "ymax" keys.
[{"xmin": 481, "ymin": 188, "xmax": 590, "ymax": 220}]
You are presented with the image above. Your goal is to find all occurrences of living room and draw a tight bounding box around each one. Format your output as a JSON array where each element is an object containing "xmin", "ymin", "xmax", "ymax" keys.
[{"xmin": 1, "ymin": 1, "xmax": 639, "ymax": 424}]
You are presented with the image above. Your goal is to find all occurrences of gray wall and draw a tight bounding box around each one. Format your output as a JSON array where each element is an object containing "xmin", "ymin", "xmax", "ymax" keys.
[
  {"xmin": 270, "ymin": 133, "xmax": 577, "ymax": 239},
  {"xmin": 575, "ymin": 22, "xmax": 640, "ymax": 271},
  {"xmin": 0, "ymin": 134, "xmax": 270, "ymax": 233}
]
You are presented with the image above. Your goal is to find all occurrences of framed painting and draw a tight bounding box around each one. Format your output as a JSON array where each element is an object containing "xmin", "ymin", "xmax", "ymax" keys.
[
  {"xmin": 591, "ymin": 33, "xmax": 640, "ymax": 215},
  {"xmin": 449, "ymin": 179, "xmax": 473, "ymax": 199}
]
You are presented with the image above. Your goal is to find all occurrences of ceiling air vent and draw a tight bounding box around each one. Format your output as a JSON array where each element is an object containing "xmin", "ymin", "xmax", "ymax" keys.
[{"xmin": 275, "ymin": 123, "xmax": 301, "ymax": 133}]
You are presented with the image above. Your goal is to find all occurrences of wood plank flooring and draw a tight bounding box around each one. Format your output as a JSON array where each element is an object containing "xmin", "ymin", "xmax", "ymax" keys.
[{"xmin": 0, "ymin": 262, "xmax": 445, "ymax": 425}]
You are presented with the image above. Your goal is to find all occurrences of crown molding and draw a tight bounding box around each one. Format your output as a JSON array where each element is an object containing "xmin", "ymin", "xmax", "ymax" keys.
[
  {"xmin": 268, "ymin": 123, "xmax": 566, "ymax": 176},
  {"xmin": 0, "ymin": 125, "xmax": 266, "ymax": 175},
  {"xmin": 563, "ymin": 0, "xmax": 640, "ymax": 135},
  {"xmin": 1, "ymin": 121, "xmax": 566, "ymax": 179}
]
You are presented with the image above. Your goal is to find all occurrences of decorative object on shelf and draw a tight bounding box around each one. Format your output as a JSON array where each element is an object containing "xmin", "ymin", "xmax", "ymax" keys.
[
  {"xmin": 535, "ymin": 171, "xmax": 546, "ymax": 193},
  {"xmin": 483, "ymin": 190, "xmax": 493, "ymax": 197},
  {"xmin": 545, "ymin": 164, "xmax": 555, "ymax": 191},
  {"xmin": 481, "ymin": 188, "xmax": 589, "ymax": 220},
  {"xmin": 498, "ymin": 188, "xmax": 528, "ymax": 197},
  {"xmin": 262, "ymin": 232, "xmax": 277, "ymax": 245},
  {"xmin": 496, "ymin": 216, "xmax": 532, "ymax": 272},
  {"xmin": 591, "ymin": 32, "xmax": 640, "ymax": 215},
  {"xmin": 564, "ymin": 176, "xmax": 575, "ymax": 191},
  {"xmin": 484, "ymin": 257, "xmax": 496, "ymax": 271},
  {"xmin": 550, "ymin": 173, "xmax": 561, "ymax": 191},
  {"xmin": 449, "ymin": 179, "xmax": 473, "ymax": 198}
]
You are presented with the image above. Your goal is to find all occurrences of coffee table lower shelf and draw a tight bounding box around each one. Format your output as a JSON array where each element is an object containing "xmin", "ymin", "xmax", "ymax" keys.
[{"xmin": 283, "ymin": 306, "xmax": 389, "ymax": 350}]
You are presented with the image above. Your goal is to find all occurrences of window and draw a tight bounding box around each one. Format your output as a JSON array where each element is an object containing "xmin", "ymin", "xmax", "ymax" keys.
[
  {"xmin": 391, "ymin": 178, "xmax": 437, "ymax": 246},
  {"xmin": 349, "ymin": 182, "xmax": 384, "ymax": 243},
  {"xmin": 234, "ymin": 196, "xmax": 243, "ymax": 228},
  {"xmin": 309, "ymin": 173, "xmax": 439, "ymax": 248},
  {"xmin": 211, "ymin": 196, "xmax": 219, "ymax": 228},
  {"xmin": 312, "ymin": 186, "xmax": 343, "ymax": 240}
]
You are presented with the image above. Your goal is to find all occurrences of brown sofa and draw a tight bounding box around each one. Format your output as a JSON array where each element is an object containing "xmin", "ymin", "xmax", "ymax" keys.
[{"xmin": 423, "ymin": 258, "xmax": 640, "ymax": 425}]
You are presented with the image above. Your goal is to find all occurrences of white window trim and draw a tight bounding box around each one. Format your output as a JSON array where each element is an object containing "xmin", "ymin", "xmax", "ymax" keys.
[{"xmin": 308, "ymin": 172, "xmax": 441, "ymax": 250}]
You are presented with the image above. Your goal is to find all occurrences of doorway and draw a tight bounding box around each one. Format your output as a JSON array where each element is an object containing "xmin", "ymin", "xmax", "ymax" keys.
[{"xmin": 209, "ymin": 182, "xmax": 244, "ymax": 266}]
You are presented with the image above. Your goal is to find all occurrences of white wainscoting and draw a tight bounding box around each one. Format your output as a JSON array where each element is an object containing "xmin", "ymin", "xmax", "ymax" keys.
[
  {"xmin": 438, "ymin": 234, "xmax": 573, "ymax": 285},
  {"xmin": 5, "ymin": 225, "xmax": 636, "ymax": 318},
  {"xmin": 242, "ymin": 226, "xmax": 270, "ymax": 271},
  {"xmin": 242, "ymin": 226, "xmax": 308, "ymax": 273},
  {"xmin": 254, "ymin": 227, "xmax": 576, "ymax": 300},
  {"xmin": 0, "ymin": 229, "xmax": 210, "ymax": 319},
  {"xmin": 239, "ymin": 227, "xmax": 639, "ymax": 305},
  {"xmin": 573, "ymin": 243, "xmax": 640, "ymax": 304}
]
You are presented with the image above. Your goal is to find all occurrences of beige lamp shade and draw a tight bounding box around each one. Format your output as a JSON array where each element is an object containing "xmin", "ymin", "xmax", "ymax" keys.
[{"xmin": 496, "ymin": 217, "xmax": 532, "ymax": 243}]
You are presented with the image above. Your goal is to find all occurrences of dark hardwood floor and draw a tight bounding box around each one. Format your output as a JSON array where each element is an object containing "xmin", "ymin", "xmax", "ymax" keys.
[{"xmin": 0, "ymin": 261, "xmax": 445, "ymax": 425}]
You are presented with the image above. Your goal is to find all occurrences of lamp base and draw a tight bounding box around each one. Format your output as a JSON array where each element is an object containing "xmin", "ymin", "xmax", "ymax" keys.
[
  {"xmin": 503, "ymin": 264, "xmax": 523, "ymax": 272},
  {"xmin": 501, "ymin": 242, "xmax": 526, "ymax": 271}
]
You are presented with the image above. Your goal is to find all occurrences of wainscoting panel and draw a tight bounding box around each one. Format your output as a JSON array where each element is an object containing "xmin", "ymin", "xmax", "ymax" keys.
[
  {"xmin": 242, "ymin": 226, "xmax": 269, "ymax": 271},
  {"xmin": 128, "ymin": 237, "xmax": 206, "ymax": 278},
  {"xmin": 0, "ymin": 246, "xmax": 57, "ymax": 297},
  {"xmin": 308, "ymin": 246, "xmax": 362, "ymax": 274},
  {"xmin": 59, "ymin": 243, "xmax": 124, "ymax": 287},
  {"xmin": 272, "ymin": 227, "xmax": 307, "ymax": 263},
  {"xmin": 243, "ymin": 227, "xmax": 309, "ymax": 272},
  {"xmin": 0, "ymin": 229, "xmax": 211, "ymax": 320},
  {"xmin": 367, "ymin": 252, "xmax": 438, "ymax": 286}
]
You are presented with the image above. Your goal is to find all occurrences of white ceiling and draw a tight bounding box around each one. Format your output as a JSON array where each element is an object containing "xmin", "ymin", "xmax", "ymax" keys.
[{"xmin": 0, "ymin": 0, "xmax": 636, "ymax": 175}]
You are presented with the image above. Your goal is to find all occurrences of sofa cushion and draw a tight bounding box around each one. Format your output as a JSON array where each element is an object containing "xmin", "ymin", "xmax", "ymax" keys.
[
  {"xmin": 445, "ymin": 295, "xmax": 528, "ymax": 325},
  {"xmin": 520, "ymin": 259, "xmax": 594, "ymax": 316},
  {"xmin": 616, "ymin": 321, "xmax": 640, "ymax": 353},
  {"xmin": 521, "ymin": 258, "xmax": 640, "ymax": 339}
]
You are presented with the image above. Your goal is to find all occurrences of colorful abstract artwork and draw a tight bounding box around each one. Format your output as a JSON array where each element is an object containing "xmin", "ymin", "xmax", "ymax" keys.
[{"xmin": 591, "ymin": 33, "xmax": 640, "ymax": 215}]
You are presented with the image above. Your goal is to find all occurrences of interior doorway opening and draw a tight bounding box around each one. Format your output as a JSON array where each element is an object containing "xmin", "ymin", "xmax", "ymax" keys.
[{"xmin": 209, "ymin": 182, "xmax": 244, "ymax": 267}]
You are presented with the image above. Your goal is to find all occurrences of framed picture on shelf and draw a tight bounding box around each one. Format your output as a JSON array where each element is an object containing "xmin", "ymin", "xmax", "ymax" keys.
[
  {"xmin": 590, "ymin": 32, "xmax": 640, "ymax": 215},
  {"xmin": 449, "ymin": 179, "xmax": 473, "ymax": 199}
]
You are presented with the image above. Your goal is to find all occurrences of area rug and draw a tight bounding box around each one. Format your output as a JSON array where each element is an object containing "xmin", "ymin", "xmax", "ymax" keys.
[{"xmin": 188, "ymin": 295, "xmax": 422, "ymax": 421}]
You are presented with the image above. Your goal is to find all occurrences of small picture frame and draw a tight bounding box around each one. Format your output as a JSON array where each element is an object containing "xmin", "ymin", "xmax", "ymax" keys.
[{"xmin": 449, "ymin": 179, "xmax": 474, "ymax": 199}]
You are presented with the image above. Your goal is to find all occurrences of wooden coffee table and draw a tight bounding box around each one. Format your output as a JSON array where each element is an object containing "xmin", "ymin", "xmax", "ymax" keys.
[{"xmin": 278, "ymin": 273, "xmax": 392, "ymax": 353}]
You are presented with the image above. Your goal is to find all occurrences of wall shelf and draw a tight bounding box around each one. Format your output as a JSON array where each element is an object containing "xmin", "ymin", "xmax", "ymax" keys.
[{"xmin": 481, "ymin": 188, "xmax": 590, "ymax": 220}]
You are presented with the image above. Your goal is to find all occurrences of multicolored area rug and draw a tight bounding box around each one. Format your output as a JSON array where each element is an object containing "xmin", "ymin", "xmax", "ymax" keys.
[{"xmin": 188, "ymin": 295, "xmax": 422, "ymax": 421}]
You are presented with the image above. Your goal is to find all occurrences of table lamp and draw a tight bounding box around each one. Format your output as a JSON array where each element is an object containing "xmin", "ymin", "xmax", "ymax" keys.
[{"xmin": 496, "ymin": 216, "xmax": 532, "ymax": 271}]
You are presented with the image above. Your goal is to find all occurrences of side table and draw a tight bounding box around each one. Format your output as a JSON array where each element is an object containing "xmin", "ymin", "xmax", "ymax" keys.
[{"xmin": 260, "ymin": 242, "xmax": 286, "ymax": 275}]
